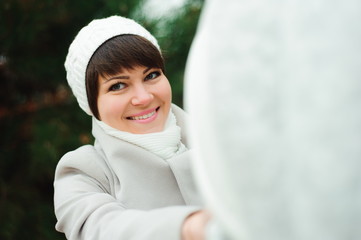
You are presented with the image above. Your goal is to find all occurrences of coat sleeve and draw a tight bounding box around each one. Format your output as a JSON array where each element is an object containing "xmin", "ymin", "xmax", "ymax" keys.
[{"xmin": 54, "ymin": 146, "xmax": 200, "ymax": 240}]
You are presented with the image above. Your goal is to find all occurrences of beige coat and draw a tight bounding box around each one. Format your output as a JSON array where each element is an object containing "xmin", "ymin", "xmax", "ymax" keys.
[{"xmin": 54, "ymin": 105, "xmax": 203, "ymax": 240}]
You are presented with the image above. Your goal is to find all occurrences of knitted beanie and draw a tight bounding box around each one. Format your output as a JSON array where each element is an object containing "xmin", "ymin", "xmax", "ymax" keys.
[{"xmin": 64, "ymin": 15, "xmax": 160, "ymax": 116}]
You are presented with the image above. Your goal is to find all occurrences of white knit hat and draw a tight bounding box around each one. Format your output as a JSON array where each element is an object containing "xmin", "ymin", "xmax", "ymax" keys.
[{"xmin": 64, "ymin": 15, "xmax": 160, "ymax": 116}]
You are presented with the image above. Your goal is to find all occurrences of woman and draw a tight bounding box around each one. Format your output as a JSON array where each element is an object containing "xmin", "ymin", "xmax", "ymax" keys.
[{"xmin": 54, "ymin": 16, "xmax": 210, "ymax": 240}]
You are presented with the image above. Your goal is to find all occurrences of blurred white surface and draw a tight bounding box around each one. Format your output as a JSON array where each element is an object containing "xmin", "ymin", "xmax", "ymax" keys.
[
  {"xmin": 140, "ymin": 0, "xmax": 186, "ymax": 19},
  {"xmin": 185, "ymin": 0, "xmax": 361, "ymax": 239}
]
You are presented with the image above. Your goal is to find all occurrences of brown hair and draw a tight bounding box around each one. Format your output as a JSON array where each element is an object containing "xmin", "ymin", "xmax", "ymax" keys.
[{"xmin": 86, "ymin": 34, "xmax": 165, "ymax": 119}]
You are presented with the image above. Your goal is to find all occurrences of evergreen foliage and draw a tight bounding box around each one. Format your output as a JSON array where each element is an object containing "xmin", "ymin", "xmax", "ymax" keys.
[{"xmin": 0, "ymin": 0, "xmax": 203, "ymax": 239}]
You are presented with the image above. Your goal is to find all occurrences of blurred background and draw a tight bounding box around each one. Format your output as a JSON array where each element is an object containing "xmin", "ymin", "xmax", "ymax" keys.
[{"xmin": 0, "ymin": 0, "xmax": 203, "ymax": 239}]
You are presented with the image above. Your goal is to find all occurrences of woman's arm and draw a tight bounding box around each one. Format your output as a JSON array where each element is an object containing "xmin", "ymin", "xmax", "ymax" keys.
[{"xmin": 54, "ymin": 146, "xmax": 200, "ymax": 240}]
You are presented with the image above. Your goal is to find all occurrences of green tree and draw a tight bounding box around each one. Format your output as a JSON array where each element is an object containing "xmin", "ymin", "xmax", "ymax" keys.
[{"xmin": 0, "ymin": 0, "xmax": 203, "ymax": 239}]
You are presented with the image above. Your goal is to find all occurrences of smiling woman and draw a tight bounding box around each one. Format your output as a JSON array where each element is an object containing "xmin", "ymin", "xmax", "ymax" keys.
[{"xmin": 54, "ymin": 15, "xmax": 210, "ymax": 240}]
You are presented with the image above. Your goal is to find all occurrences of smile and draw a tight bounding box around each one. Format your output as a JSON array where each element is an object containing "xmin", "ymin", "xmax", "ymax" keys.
[
  {"xmin": 129, "ymin": 110, "xmax": 156, "ymax": 120},
  {"xmin": 127, "ymin": 107, "xmax": 160, "ymax": 121}
]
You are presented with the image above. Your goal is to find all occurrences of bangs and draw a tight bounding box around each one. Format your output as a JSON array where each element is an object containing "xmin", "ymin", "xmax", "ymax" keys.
[{"xmin": 89, "ymin": 34, "xmax": 164, "ymax": 78}]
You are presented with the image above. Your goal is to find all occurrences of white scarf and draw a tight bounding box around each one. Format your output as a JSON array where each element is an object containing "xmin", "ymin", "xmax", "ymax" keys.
[{"xmin": 95, "ymin": 110, "xmax": 187, "ymax": 160}]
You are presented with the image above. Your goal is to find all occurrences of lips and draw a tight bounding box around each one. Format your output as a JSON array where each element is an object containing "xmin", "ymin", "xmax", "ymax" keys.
[{"xmin": 126, "ymin": 107, "xmax": 160, "ymax": 120}]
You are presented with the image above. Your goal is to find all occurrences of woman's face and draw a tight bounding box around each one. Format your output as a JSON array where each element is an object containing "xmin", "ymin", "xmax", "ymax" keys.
[{"xmin": 97, "ymin": 65, "xmax": 172, "ymax": 134}]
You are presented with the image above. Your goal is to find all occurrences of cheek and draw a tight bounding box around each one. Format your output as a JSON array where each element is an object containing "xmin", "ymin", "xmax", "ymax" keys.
[
  {"xmin": 160, "ymin": 81, "xmax": 172, "ymax": 103},
  {"xmin": 98, "ymin": 96, "xmax": 126, "ymax": 119}
]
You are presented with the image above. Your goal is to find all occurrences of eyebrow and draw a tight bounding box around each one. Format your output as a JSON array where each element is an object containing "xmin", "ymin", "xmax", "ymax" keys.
[
  {"xmin": 103, "ymin": 67, "xmax": 152, "ymax": 83},
  {"xmin": 143, "ymin": 67, "xmax": 151, "ymax": 74}
]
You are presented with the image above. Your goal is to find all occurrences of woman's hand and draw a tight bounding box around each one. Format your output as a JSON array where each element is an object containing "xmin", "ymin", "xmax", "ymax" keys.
[{"xmin": 182, "ymin": 210, "xmax": 212, "ymax": 240}]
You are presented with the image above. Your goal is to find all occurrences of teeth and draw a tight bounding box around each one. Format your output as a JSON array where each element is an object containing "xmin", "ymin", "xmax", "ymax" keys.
[{"xmin": 130, "ymin": 110, "xmax": 156, "ymax": 120}]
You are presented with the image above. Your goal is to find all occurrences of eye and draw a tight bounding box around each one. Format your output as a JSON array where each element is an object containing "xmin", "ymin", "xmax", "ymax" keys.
[
  {"xmin": 145, "ymin": 71, "xmax": 161, "ymax": 81},
  {"xmin": 109, "ymin": 82, "xmax": 126, "ymax": 91}
]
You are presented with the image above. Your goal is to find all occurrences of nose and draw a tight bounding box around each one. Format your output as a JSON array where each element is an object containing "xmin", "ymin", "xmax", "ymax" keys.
[{"xmin": 131, "ymin": 84, "xmax": 153, "ymax": 106}]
